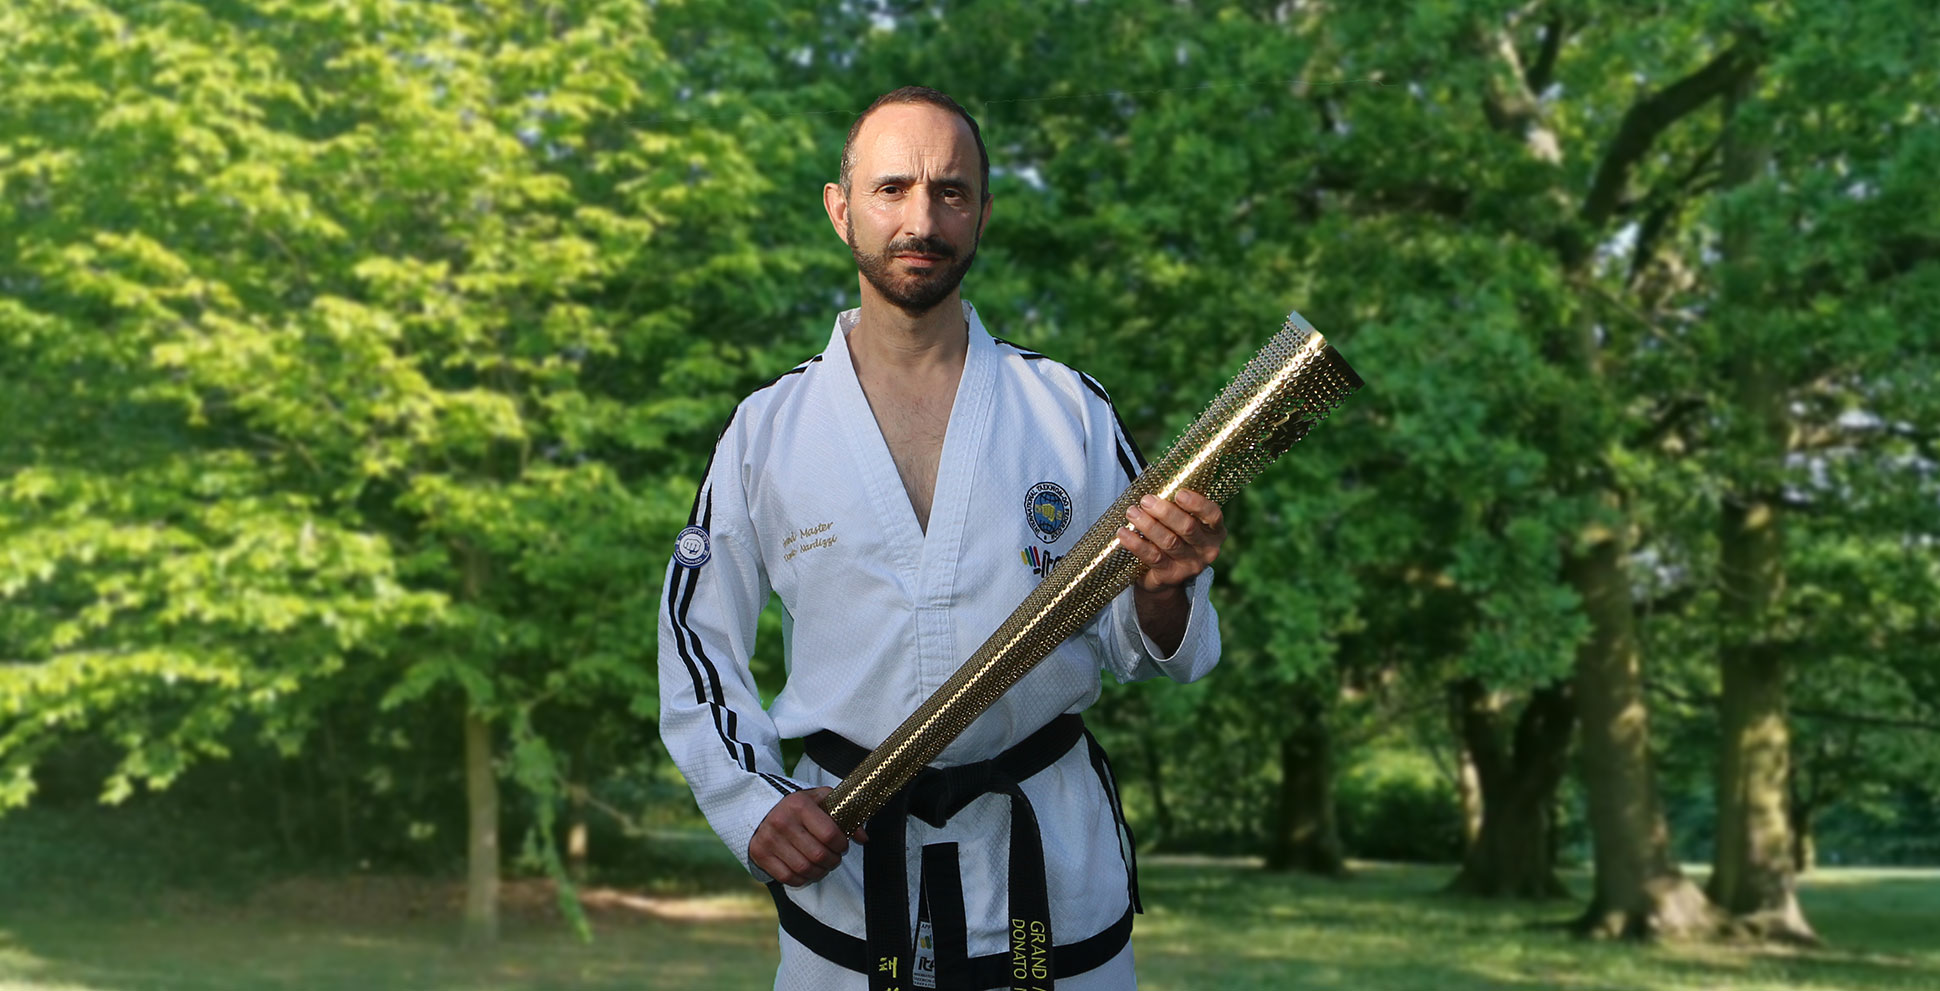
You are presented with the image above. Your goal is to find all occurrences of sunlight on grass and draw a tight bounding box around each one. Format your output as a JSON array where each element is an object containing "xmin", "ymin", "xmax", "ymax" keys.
[
  {"xmin": 1131, "ymin": 860, "xmax": 1939, "ymax": 991},
  {"xmin": 0, "ymin": 935, "xmax": 103, "ymax": 991},
  {"xmin": 0, "ymin": 933, "xmax": 108, "ymax": 991},
  {"xmin": 0, "ymin": 862, "xmax": 1933, "ymax": 990}
]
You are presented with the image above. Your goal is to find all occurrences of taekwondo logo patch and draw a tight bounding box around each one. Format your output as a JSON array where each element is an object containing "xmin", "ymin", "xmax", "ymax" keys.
[
  {"xmin": 1024, "ymin": 481, "xmax": 1072, "ymax": 544},
  {"xmin": 673, "ymin": 525, "xmax": 711, "ymax": 568}
]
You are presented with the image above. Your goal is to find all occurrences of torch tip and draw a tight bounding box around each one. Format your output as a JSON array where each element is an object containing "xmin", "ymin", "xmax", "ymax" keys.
[{"xmin": 1281, "ymin": 309, "xmax": 1319, "ymax": 339}]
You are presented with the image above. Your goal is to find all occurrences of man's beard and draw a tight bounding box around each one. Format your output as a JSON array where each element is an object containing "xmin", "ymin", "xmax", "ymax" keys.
[{"xmin": 849, "ymin": 228, "xmax": 979, "ymax": 316}]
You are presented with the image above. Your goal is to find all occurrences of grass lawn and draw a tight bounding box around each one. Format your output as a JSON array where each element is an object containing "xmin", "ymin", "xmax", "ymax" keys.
[{"xmin": 0, "ymin": 857, "xmax": 1934, "ymax": 990}]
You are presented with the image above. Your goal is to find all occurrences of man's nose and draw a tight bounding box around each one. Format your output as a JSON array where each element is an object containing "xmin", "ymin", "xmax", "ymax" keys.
[{"xmin": 899, "ymin": 187, "xmax": 940, "ymax": 239}]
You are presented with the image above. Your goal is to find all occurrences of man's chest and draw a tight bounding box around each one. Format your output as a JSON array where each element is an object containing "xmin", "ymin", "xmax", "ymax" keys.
[
  {"xmin": 871, "ymin": 390, "xmax": 952, "ymax": 530},
  {"xmin": 746, "ymin": 392, "xmax": 1093, "ymax": 600}
]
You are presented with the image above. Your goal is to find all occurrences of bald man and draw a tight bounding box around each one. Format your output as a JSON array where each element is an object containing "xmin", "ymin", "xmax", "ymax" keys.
[{"xmin": 660, "ymin": 86, "xmax": 1223, "ymax": 990}]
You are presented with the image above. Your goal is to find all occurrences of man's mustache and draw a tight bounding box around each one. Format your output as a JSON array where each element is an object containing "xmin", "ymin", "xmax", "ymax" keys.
[{"xmin": 884, "ymin": 236, "xmax": 956, "ymax": 259}]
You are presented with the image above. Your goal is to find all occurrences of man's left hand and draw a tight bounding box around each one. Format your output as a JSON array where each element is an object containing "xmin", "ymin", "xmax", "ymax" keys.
[{"xmin": 1118, "ymin": 488, "xmax": 1225, "ymax": 592}]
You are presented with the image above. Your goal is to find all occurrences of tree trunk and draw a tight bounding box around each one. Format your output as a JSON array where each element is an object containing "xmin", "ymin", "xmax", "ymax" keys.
[
  {"xmin": 274, "ymin": 762, "xmax": 300, "ymax": 863},
  {"xmin": 1569, "ymin": 534, "xmax": 1718, "ymax": 938},
  {"xmin": 1140, "ymin": 733, "xmax": 1175, "ymax": 850},
  {"xmin": 1449, "ymin": 684, "xmax": 1486, "ymax": 854},
  {"xmin": 462, "ymin": 708, "xmax": 501, "ymax": 947},
  {"xmin": 1709, "ymin": 608, "xmax": 1814, "ymax": 940},
  {"xmin": 1264, "ymin": 693, "xmax": 1346, "ymax": 876},
  {"xmin": 1704, "ymin": 67, "xmax": 1818, "ymax": 946},
  {"xmin": 567, "ymin": 783, "xmax": 590, "ymax": 883},
  {"xmin": 322, "ymin": 719, "xmax": 355, "ymax": 864},
  {"xmin": 1790, "ymin": 800, "xmax": 1816, "ymax": 875},
  {"xmin": 1447, "ymin": 680, "xmax": 1575, "ymax": 899},
  {"xmin": 1788, "ymin": 766, "xmax": 1819, "ymax": 873}
]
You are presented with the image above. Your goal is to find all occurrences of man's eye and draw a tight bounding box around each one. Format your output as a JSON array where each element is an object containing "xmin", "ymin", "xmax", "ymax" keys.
[{"xmin": 879, "ymin": 185, "xmax": 902, "ymax": 196}]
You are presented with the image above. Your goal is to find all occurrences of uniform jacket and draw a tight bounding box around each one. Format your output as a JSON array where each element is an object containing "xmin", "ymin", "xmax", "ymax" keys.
[{"xmin": 658, "ymin": 301, "xmax": 1221, "ymax": 969}]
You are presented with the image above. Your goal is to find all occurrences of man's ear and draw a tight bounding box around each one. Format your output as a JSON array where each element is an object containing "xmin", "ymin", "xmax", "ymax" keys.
[
  {"xmin": 977, "ymin": 194, "xmax": 992, "ymax": 240},
  {"xmin": 823, "ymin": 182, "xmax": 850, "ymax": 242}
]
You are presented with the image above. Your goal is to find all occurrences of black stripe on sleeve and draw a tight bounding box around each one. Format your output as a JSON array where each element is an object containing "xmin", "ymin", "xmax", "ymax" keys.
[
  {"xmin": 666, "ymin": 549, "xmax": 725, "ymax": 723},
  {"xmin": 1101, "ymin": 407, "xmax": 1140, "ymax": 477},
  {"xmin": 669, "ymin": 360, "xmax": 825, "ymax": 779},
  {"xmin": 991, "ymin": 336, "xmax": 1047, "ymax": 359},
  {"xmin": 690, "ymin": 492, "xmax": 760, "ymax": 771},
  {"xmin": 993, "ymin": 338, "xmax": 1147, "ymax": 482},
  {"xmin": 1107, "ymin": 434, "xmax": 1138, "ymax": 482},
  {"xmin": 668, "ymin": 486, "xmax": 773, "ymax": 780},
  {"xmin": 1077, "ymin": 372, "xmax": 1148, "ymax": 482},
  {"xmin": 686, "ymin": 434, "xmax": 727, "ymax": 526},
  {"xmin": 666, "ymin": 352, "xmax": 827, "ymax": 790}
]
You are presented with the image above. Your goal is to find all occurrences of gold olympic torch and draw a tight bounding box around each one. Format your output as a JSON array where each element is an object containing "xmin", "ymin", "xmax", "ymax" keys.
[{"xmin": 821, "ymin": 310, "xmax": 1365, "ymax": 833}]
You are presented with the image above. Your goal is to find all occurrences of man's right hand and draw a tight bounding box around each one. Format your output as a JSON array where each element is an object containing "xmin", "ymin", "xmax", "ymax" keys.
[{"xmin": 750, "ymin": 786, "xmax": 868, "ymax": 887}]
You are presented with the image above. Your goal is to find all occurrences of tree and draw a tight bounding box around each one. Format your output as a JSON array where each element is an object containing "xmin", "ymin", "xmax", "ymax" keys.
[
  {"xmin": 1445, "ymin": 680, "xmax": 1575, "ymax": 898},
  {"xmin": 1702, "ymin": 62, "xmax": 1810, "ymax": 942},
  {"xmin": 1607, "ymin": 0, "xmax": 1940, "ymax": 939},
  {"xmin": 1711, "ymin": 16, "xmax": 1935, "ymax": 942},
  {"xmin": 1, "ymin": 0, "xmax": 828, "ymax": 943},
  {"xmin": 13, "ymin": 0, "xmax": 1932, "ymax": 952}
]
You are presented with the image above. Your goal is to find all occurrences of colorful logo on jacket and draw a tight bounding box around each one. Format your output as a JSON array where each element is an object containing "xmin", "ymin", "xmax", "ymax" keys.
[
  {"xmin": 1020, "ymin": 545, "xmax": 1066, "ymax": 578},
  {"xmin": 1024, "ymin": 481, "xmax": 1072, "ymax": 544},
  {"xmin": 674, "ymin": 525, "xmax": 711, "ymax": 567}
]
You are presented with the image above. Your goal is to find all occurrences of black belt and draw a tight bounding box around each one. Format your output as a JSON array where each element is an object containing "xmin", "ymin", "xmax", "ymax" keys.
[{"xmin": 767, "ymin": 713, "xmax": 1141, "ymax": 991}]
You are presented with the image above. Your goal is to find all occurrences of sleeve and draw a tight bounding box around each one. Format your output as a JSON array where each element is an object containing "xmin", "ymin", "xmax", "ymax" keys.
[
  {"xmin": 1075, "ymin": 374, "xmax": 1222, "ymax": 686},
  {"xmin": 657, "ymin": 412, "xmax": 802, "ymax": 879}
]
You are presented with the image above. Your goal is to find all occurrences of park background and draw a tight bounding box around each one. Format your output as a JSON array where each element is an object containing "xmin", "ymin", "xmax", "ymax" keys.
[{"xmin": 2, "ymin": 0, "xmax": 1936, "ymax": 988}]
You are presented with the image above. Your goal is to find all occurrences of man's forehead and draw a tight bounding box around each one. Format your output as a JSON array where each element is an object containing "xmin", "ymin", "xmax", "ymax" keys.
[{"xmin": 851, "ymin": 103, "xmax": 977, "ymax": 173}]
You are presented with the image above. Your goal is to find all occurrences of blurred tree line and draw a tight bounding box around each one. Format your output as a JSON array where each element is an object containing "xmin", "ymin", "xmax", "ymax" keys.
[{"xmin": 3, "ymin": 0, "xmax": 1935, "ymax": 947}]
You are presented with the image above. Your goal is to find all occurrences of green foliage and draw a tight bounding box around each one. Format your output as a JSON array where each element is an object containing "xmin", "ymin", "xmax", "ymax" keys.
[
  {"xmin": 0, "ymin": 801, "xmax": 270, "ymax": 912},
  {"xmin": 3, "ymin": 0, "xmax": 1936, "ymax": 936},
  {"xmin": 0, "ymin": 0, "xmax": 845, "ymax": 908},
  {"xmin": 1335, "ymin": 749, "xmax": 1467, "ymax": 863}
]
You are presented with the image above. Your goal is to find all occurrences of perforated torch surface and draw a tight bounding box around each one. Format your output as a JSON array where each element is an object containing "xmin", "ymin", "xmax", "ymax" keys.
[{"xmin": 821, "ymin": 312, "xmax": 1365, "ymax": 833}]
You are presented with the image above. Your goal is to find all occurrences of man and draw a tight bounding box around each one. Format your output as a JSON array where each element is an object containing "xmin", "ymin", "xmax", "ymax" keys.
[{"xmin": 659, "ymin": 86, "xmax": 1223, "ymax": 990}]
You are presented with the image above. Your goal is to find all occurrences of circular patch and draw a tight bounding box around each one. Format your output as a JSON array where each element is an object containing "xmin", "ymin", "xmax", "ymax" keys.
[
  {"xmin": 674, "ymin": 525, "xmax": 712, "ymax": 568},
  {"xmin": 1025, "ymin": 481, "xmax": 1073, "ymax": 544}
]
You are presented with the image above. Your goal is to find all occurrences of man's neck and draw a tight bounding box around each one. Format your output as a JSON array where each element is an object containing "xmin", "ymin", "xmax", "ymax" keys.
[{"xmin": 847, "ymin": 287, "xmax": 969, "ymax": 379}]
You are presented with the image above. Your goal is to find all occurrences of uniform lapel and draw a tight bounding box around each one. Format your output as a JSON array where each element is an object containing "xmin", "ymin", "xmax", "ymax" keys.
[
  {"xmin": 909, "ymin": 304, "xmax": 996, "ymax": 697},
  {"xmin": 917, "ymin": 304, "xmax": 996, "ymax": 599},
  {"xmin": 825, "ymin": 311, "xmax": 926, "ymax": 590},
  {"xmin": 823, "ymin": 304, "xmax": 998, "ymax": 695}
]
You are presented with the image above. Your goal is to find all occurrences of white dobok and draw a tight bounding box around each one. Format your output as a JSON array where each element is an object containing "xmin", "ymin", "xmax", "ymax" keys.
[{"xmin": 658, "ymin": 302, "xmax": 1221, "ymax": 990}]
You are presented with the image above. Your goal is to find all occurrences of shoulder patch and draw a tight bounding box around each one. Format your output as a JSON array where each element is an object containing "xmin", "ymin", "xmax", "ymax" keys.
[{"xmin": 674, "ymin": 525, "xmax": 712, "ymax": 568}]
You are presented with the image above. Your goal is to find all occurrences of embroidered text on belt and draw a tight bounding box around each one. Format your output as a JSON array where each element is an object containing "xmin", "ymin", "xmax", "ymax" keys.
[{"xmin": 767, "ymin": 713, "xmax": 1141, "ymax": 991}]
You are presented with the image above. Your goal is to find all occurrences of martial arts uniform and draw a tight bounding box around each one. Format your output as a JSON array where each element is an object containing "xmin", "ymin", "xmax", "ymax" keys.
[{"xmin": 659, "ymin": 302, "xmax": 1220, "ymax": 990}]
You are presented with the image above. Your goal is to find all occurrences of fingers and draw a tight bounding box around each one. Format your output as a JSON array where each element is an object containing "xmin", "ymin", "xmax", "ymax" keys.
[
  {"xmin": 768, "ymin": 839, "xmax": 818, "ymax": 884},
  {"xmin": 798, "ymin": 788, "xmax": 849, "ymax": 854},
  {"xmin": 786, "ymin": 827, "xmax": 842, "ymax": 880},
  {"xmin": 1127, "ymin": 500, "xmax": 1184, "ymax": 553},
  {"xmin": 1172, "ymin": 488, "xmax": 1225, "ymax": 530},
  {"xmin": 758, "ymin": 833, "xmax": 830, "ymax": 886},
  {"xmin": 752, "ymin": 788, "xmax": 855, "ymax": 887},
  {"xmin": 1120, "ymin": 489, "xmax": 1225, "ymax": 588},
  {"xmin": 1124, "ymin": 492, "xmax": 1223, "ymax": 551},
  {"xmin": 1116, "ymin": 524, "xmax": 1155, "ymax": 564}
]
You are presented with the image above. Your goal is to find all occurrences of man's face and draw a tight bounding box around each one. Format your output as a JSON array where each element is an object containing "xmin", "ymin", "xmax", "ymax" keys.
[{"xmin": 830, "ymin": 104, "xmax": 990, "ymax": 317}]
